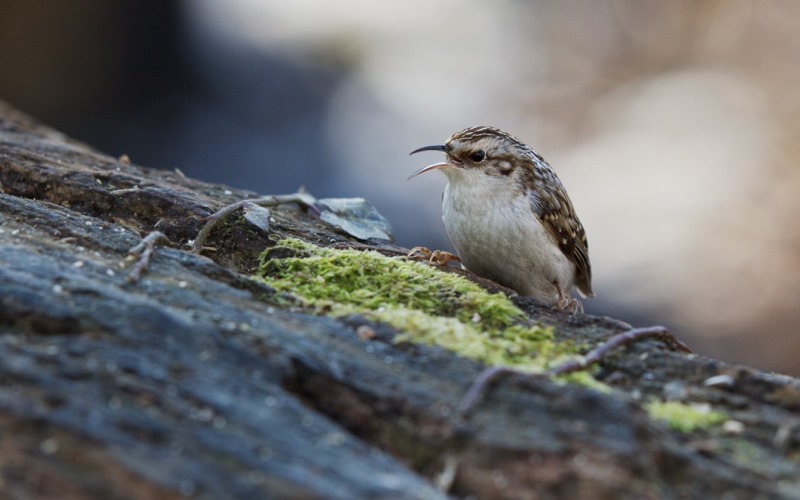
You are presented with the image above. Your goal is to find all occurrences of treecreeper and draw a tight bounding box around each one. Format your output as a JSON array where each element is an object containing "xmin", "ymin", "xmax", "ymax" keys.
[{"xmin": 408, "ymin": 126, "xmax": 593, "ymax": 312}]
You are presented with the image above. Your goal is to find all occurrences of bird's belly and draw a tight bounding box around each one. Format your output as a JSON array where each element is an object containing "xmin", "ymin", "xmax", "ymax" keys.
[{"xmin": 442, "ymin": 196, "xmax": 573, "ymax": 304}]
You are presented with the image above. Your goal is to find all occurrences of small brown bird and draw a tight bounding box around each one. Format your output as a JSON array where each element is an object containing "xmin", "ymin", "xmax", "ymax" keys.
[{"xmin": 409, "ymin": 126, "xmax": 593, "ymax": 311}]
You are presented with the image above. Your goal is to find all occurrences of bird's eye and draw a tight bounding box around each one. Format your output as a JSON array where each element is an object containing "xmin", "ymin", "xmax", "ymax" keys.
[{"xmin": 470, "ymin": 150, "xmax": 486, "ymax": 162}]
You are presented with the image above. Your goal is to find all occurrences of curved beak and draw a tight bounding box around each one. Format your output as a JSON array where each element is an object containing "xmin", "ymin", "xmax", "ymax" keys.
[
  {"xmin": 407, "ymin": 162, "xmax": 450, "ymax": 180},
  {"xmin": 410, "ymin": 144, "xmax": 448, "ymax": 155},
  {"xmin": 408, "ymin": 144, "xmax": 450, "ymax": 180}
]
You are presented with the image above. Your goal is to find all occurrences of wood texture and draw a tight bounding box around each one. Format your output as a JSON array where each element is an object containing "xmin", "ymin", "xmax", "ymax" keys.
[{"xmin": 1, "ymin": 100, "xmax": 799, "ymax": 499}]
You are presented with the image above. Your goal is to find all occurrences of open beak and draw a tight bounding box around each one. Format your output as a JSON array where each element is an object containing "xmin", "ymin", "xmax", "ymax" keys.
[
  {"xmin": 410, "ymin": 145, "xmax": 448, "ymax": 155},
  {"xmin": 408, "ymin": 144, "xmax": 450, "ymax": 180}
]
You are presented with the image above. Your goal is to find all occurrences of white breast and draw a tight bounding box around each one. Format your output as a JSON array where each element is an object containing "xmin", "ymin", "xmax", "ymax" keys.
[{"xmin": 441, "ymin": 169, "xmax": 575, "ymax": 305}]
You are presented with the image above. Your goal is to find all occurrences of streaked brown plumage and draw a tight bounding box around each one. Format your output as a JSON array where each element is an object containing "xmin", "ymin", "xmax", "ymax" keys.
[{"xmin": 409, "ymin": 126, "xmax": 593, "ymax": 309}]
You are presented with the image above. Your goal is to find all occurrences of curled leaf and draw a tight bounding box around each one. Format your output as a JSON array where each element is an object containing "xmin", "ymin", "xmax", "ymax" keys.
[
  {"xmin": 317, "ymin": 198, "xmax": 394, "ymax": 241},
  {"xmin": 242, "ymin": 202, "xmax": 271, "ymax": 232}
]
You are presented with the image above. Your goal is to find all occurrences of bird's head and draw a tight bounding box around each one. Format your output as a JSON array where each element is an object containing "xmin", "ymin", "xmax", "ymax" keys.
[{"xmin": 408, "ymin": 126, "xmax": 530, "ymax": 181}]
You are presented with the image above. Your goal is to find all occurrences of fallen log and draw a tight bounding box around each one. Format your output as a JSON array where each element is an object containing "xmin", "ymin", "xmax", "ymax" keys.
[{"xmin": 1, "ymin": 100, "xmax": 798, "ymax": 499}]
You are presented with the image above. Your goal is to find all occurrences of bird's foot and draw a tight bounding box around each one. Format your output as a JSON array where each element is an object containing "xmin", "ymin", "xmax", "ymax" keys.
[
  {"xmin": 407, "ymin": 246, "xmax": 461, "ymax": 266},
  {"xmin": 556, "ymin": 296, "xmax": 584, "ymax": 314},
  {"xmin": 554, "ymin": 283, "xmax": 583, "ymax": 314}
]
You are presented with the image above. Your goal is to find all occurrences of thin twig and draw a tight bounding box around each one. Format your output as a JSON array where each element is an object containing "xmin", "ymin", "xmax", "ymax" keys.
[
  {"xmin": 110, "ymin": 186, "xmax": 141, "ymax": 195},
  {"xmin": 191, "ymin": 193, "xmax": 319, "ymax": 253},
  {"xmin": 457, "ymin": 325, "xmax": 691, "ymax": 416},
  {"xmin": 433, "ymin": 455, "xmax": 459, "ymax": 493},
  {"xmin": 126, "ymin": 231, "xmax": 171, "ymax": 283},
  {"xmin": 545, "ymin": 325, "xmax": 691, "ymax": 377},
  {"xmin": 457, "ymin": 366, "xmax": 520, "ymax": 415}
]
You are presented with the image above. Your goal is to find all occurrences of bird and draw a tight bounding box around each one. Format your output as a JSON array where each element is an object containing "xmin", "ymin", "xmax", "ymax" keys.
[{"xmin": 408, "ymin": 126, "xmax": 593, "ymax": 311}]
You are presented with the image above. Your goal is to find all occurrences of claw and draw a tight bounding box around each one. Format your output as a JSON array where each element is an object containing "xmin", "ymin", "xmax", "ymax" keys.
[
  {"xmin": 407, "ymin": 246, "xmax": 432, "ymax": 259},
  {"xmin": 429, "ymin": 250, "xmax": 460, "ymax": 266},
  {"xmin": 407, "ymin": 247, "xmax": 461, "ymax": 266},
  {"xmin": 554, "ymin": 282, "xmax": 583, "ymax": 314}
]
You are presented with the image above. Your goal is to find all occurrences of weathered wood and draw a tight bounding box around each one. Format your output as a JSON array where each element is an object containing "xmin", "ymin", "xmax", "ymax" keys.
[{"xmin": 1, "ymin": 99, "xmax": 799, "ymax": 499}]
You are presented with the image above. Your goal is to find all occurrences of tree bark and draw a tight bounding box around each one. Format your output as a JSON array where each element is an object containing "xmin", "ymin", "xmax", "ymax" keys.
[{"xmin": 1, "ymin": 100, "xmax": 798, "ymax": 499}]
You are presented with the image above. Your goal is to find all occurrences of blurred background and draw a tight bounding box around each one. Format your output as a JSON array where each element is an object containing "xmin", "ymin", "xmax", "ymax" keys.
[{"xmin": 2, "ymin": 0, "xmax": 799, "ymax": 375}]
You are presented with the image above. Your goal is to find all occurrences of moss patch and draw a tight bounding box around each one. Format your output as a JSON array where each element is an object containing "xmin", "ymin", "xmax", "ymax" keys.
[
  {"xmin": 645, "ymin": 401, "xmax": 726, "ymax": 433},
  {"xmin": 257, "ymin": 238, "xmax": 584, "ymax": 374}
]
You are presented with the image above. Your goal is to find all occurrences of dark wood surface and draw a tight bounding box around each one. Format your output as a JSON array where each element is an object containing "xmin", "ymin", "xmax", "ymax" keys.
[{"xmin": 1, "ymin": 100, "xmax": 798, "ymax": 499}]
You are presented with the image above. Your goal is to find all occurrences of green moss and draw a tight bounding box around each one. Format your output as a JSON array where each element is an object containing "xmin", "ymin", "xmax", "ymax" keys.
[
  {"xmin": 257, "ymin": 238, "xmax": 589, "ymax": 375},
  {"xmin": 554, "ymin": 371, "xmax": 613, "ymax": 393},
  {"xmin": 645, "ymin": 401, "xmax": 726, "ymax": 432},
  {"xmin": 260, "ymin": 238, "xmax": 523, "ymax": 327}
]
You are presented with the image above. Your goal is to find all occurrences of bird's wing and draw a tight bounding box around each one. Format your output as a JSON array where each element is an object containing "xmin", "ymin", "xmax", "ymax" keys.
[{"xmin": 526, "ymin": 164, "xmax": 594, "ymax": 297}]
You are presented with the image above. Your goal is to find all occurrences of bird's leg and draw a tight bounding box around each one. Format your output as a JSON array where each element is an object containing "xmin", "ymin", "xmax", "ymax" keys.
[
  {"xmin": 407, "ymin": 247, "xmax": 461, "ymax": 266},
  {"xmin": 554, "ymin": 282, "xmax": 583, "ymax": 314}
]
